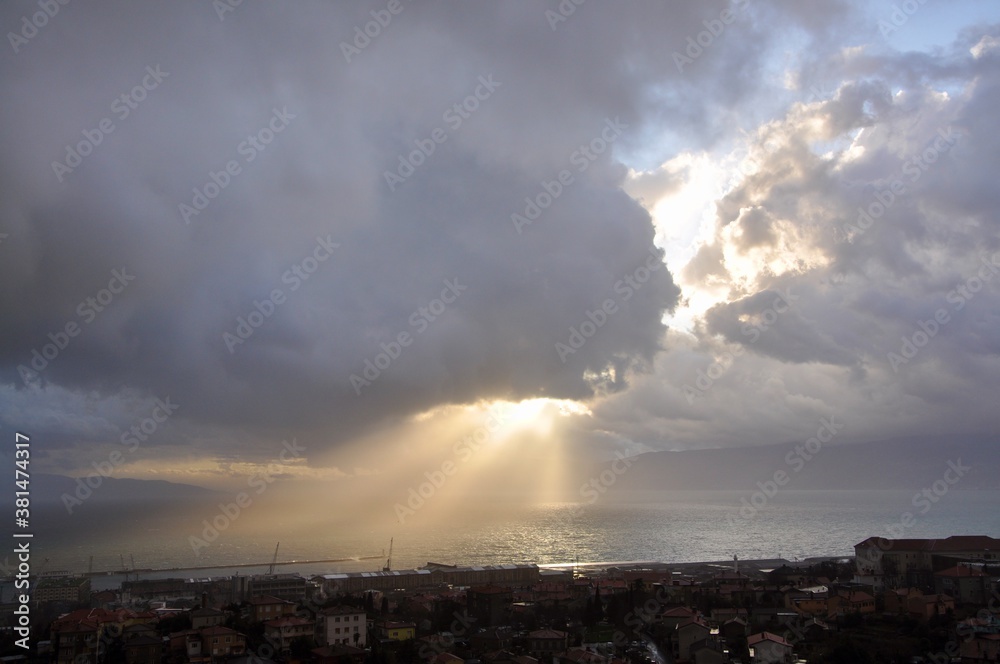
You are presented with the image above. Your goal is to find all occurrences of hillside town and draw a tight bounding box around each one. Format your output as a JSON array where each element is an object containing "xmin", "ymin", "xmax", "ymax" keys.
[{"xmin": 3, "ymin": 535, "xmax": 999, "ymax": 664}]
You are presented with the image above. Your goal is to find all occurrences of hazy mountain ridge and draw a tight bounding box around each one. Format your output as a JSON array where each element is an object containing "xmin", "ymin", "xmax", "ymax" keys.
[{"xmin": 604, "ymin": 435, "xmax": 1000, "ymax": 492}]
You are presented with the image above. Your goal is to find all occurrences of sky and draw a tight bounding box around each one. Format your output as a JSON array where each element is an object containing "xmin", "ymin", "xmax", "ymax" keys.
[{"xmin": 2, "ymin": 1, "xmax": 999, "ymax": 510}]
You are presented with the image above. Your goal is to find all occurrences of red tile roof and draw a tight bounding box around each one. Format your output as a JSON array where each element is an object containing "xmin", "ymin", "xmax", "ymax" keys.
[{"xmin": 748, "ymin": 631, "xmax": 792, "ymax": 648}]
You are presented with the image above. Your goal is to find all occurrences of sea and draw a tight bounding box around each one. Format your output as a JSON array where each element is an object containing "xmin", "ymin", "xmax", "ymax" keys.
[{"xmin": 10, "ymin": 490, "xmax": 999, "ymax": 593}]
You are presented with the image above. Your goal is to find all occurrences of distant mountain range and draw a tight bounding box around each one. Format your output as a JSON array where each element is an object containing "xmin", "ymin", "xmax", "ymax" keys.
[
  {"xmin": 26, "ymin": 473, "xmax": 220, "ymax": 506},
  {"xmin": 12, "ymin": 435, "xmax": 1000, "ymax": 513},
  {"xmin": 601, "ymin": 434, "xmax": 1000, "ymax": 492}
]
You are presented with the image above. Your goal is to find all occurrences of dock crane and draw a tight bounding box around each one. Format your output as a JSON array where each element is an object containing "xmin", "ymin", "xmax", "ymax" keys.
[
  {"xmin": 267, "ymin": 542, "xmax": 280, "ymax": 575},
  {"xmin": 383, "ymin": 538, "xmax": 393, "ymax": 572}
]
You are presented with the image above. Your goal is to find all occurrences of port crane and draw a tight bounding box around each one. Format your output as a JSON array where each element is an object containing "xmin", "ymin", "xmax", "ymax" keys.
[
  {"xmin": 383, "ymin": 538, "xmax": 393, "ymax": 572},
  {"xmin": 267, "ymin": 542, "xmax": 280, "ymax": 575}
]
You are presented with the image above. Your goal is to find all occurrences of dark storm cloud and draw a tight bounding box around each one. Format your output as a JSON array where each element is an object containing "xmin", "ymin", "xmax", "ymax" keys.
[{"xmin": 5, "ymin": 1, "xmax": 785, "ymax": 459}]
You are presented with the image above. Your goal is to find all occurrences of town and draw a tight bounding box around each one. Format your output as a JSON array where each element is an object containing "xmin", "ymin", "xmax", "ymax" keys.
[{"xmin": 2, "ymin": 535, "xmax": 999, "ymax": 664}]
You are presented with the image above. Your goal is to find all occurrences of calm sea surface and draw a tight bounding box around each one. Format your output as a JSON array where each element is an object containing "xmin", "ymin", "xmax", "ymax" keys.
[{"xmin": 15, "ymin": 490, "xmax": 999, "ymax": 592}]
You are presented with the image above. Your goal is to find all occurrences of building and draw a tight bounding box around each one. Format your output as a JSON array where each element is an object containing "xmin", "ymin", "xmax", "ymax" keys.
[
  {"xmin": 827, "ymin": 590, "xmax": 875, "ymax": 617},
  {"xmin": 934, "ymin": 564, "xmax": 993, "ymax": 605},
  {"xmin": 50, "ymin": 609, "xmax": 158, "ymax": 664},
  {"xmin": 190, "ymin": 607, "xmax": 226, "ymax": 629},
  {"xmin": 246, "ymin": 595, "xmax": 296, "ymax": 623},
  {"xmin": 373, "ymin": 619, "xmax": 415, "ymax": 641},
  {"xmin": 124, "ymin": 627, "xmax": 162, "ymax": 664},
  {"xmin": 35, "ymin": 576, "xmax": 91, "ymax": 604},
  {"xmin": 201, "ymin": 625, "xmax": 247, "ymax": 659},
  {"xmin": 263, "ymin": 616, "xmax": 314, "ymax": 651},
  {"xmin": 747, "ymin": 631, "xmax": 794, "ymax": 664},
  {"xmin": 527, "ymin": 629, "xmax": 567, "ymax": 657},
  {"xmin": 468, "ymin": 585, "xmax": 513, "ymax": 627},
  {"xmin": 231, "ymin": 574, "xmax": 309, "ymax": 602},
  {"xmin": 675, "ymin": 618, "xmax": 711, "ymax": 661},
  {"xmin": 314, "ymin": 563, "xmax": 539, "ymax": 595},
  {"xmin": 854, "ymin": 536, "xmax": 1000, "ymax": 590},
  {"xmin": 960, "ymin": 634, "xmax": 1000, "ymax": 663},
  {"xmin": 317, "ymin": 606, "xmax": 367, "ymax": 648}
]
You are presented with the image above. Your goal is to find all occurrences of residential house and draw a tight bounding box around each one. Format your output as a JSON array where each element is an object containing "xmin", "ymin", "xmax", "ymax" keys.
[
  {"xmin": 747, "ymin": 631, "xmax": 793, "ymax": 664},
  {"xmin": 468, "ymin": 585, "xmax": 513, "ymax": 627},
  {"xmin": 854, "ymin": 535, "xmax": 1000, "ymax": 590},
  {"xmin": 675, "ymin": 618, "xmax": 711, "ymax": 661},
  {"xmin": 246, "ymin": 595, "xmax": 296, "ymax": 624},
  {"xmin": 827, "ymin": 590, "xmax": 875, "ymax": 617},
  {"xmin": 317, "ymin": 605, "xmax": 367, "ymax": 648},
  {"xmin": 691, "ymin": 638, "xmax": 729, "ymax": 664},
  {"xmin": 198, "ymin": 626, "xmax": 247, "ymax": 660},
  {"xmin": 960, "ymin": 634, "xmax": 1000, "ymax": 663},
  {"xmin": 310, "ymin": 644, "xmax": 367, "ymax": 664},
  {"xmin": 373, "ymin": 619, "xmax": 415, "ymax": 641},
  {"xmin": 190, "ymin": 607, "xmax": 226, "ymax": 630},
  {"xmin": 527, "ymin": 629, "xmax": 567, "ymax": 657},
  {"xmin": 934, "ymin": 565, "xmax": 991, "ymax": 605},
  {"xmin": 263, "ymin": 616, "xmax": 314, "ymax": 652}
]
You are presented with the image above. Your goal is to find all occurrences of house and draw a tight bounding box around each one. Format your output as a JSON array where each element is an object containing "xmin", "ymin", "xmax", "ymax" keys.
[
  {"xmin": 317, "ymin": 606, "xmax": 367, "ymax": 648},
  {"xmin": 827, "ymin": 590, "xmax": 875, "ymax": 617},
  {"xmin": 246, "ymin": 595, "xmax": 296, "ymax": 623},
  {"xmin": 908, "ymin": 591, "xmax": 955, "ymax": 622},
  {"xmin": 468, "ymin": 585, "xmax": 513, "ymax": 627},
  {"xmin": 35, "ymin": 576, "xmax": 92, "ymax": 604},
  {"xmin": 190, "ymin": 607, "xmax": 226, "ymax": 630},
  {"xmin": 527, "ymin": 629, "xmax": 568, "ymax": 657},
  {"xmin": 960, "ymin": 634, "xmax": 1000, "ymax": 663},
  {"xmin": 263, "ymin": 616, "xmax": 314, "ymax": 651},
  {"xmin": 198, "ymin": 625, "xmax": 247, "ymax": 659},
  {"xmin": 690, "ymin": 638, "xmax": 729, "ymax": 664},
  {"xmin": 854, "ymin": 535, "xmax": 1000, "ymax": 590},
  {"xmin": 934, "ymin": 565, "xmax": 991, "ymax": 605},
  {"xmin": 675, "ymin": 618, "xmax": 711, "ymax": 661},
  {"xmin": 658, "ymin": 606, "xmax": 697, "ymax": 630},
  {"xmin": 50, "ymin": 608, "xmax": 158, "ymax": 664},
  {"xmin": 373, "ymin": 619, "xmax": 415, "ymax": 641},
  {"xmin": 124, "ymin": 633, "xmax": 162, "ymax": 664},
  {"xmin": 311, "ymin": 644, "xmax": 366, "ymax": 664},
  {"xmin": 747, "ymin": 631, "xmax": 793, "ymax": 664},
  {"xmin": 720, "ymin": 617, "xmax": 749, "ymax": 640}
]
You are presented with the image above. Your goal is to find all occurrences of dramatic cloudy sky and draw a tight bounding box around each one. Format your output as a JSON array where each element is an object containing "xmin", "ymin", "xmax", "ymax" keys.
[{"xmin": 2, "ymin": 0, "xmax": 999, "ymax": 498}]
